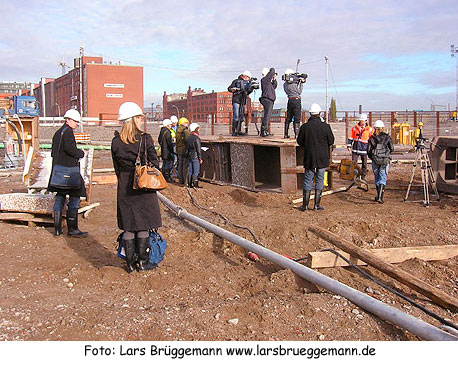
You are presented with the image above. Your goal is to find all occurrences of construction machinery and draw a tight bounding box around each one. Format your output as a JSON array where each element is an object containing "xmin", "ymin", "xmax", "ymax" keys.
[{"xmin": 0, "ymin": 95, "xmax": 39, "ymax": 117}]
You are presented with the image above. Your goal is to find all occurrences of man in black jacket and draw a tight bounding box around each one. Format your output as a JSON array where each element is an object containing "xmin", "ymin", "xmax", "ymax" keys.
[
  {"xmin": 296, "ymin": 103, "xmax": 335, "ymax": 211},
  {"xmin": 228, "ymin": 70, "xmax": 255, "ymax": 136},
  {"xmin": 158, "ymin": 118, "xmax": 174, "ymax": 182},
  {"xmin": 259, "ymin": 67, "xmax": 277, "ymax": 137},
  {"xmin": 48, "ymin": 109, "xmax": 88, "ymax": 237}
]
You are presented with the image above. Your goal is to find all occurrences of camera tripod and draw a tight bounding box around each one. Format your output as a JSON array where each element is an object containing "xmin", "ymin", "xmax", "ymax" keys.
[{"xmin": 404, "ymin": 139, "xmax": 440, "ymax": 207}]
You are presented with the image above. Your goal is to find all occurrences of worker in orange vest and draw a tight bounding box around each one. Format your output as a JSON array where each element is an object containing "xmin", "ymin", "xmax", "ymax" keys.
[{"xmin": 347, "ymin": 113, "xmax": 373, "ymax": 180}]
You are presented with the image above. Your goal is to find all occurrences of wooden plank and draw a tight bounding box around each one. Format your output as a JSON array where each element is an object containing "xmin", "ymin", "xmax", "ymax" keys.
[
  {"xmin": 292, "ymin": 187, "xmax": 347, "ymax": 204},
  {"xmin": 0, "ymin": 212, "xmax": 53, "ymax": 223},
  {"xmin": 78, "ymin": 202, "xmax": 100, "ymax": 214},
  {"xmin": 308, "ymin": 245, "xmax": 458, "ymax": 269},
  {"xmin": 92, "ymin": 174, "xmax": 118, "ymax": 185},
  {"xmin": 309, "ymin": 225, "xmax": 458, "ymax": 312}
]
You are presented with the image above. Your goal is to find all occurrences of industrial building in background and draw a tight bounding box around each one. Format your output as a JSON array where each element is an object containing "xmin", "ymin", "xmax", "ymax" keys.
[
  {"xmin": 163, "ymin": 86, "xmax": 246, "ymax": 124},
  {"xmin": 31, "ymin": 56, "xmax": 143, "ymax": 120}
]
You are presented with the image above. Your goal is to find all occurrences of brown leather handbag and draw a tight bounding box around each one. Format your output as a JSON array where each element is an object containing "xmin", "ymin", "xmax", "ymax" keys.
[{"xmin": 133, "ymin": 134, "xmax": 168, "ymax": 191}]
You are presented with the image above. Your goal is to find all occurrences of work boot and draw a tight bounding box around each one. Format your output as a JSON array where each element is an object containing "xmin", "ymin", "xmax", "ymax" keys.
[
  {"xmin": 123, "ymin": 238, "xmax": 136, "ymax": 273},
  {"xmin": 66, "ymin": 209, "xmax": 88, "ymax": 238},
  {"xmin": 137, "ymin": 237, "xmax": 157, "ymax": 271},
  {"xmin": 377, "ymin": 184, "xmax": 385, "ymax": 204},
  {"xmin": 284, "ymin": 124, "xmax": 290, "ymax": 138},
  {"xmin": 293, "ymin": 122, "xmax": 300, "ymax": 139},
  {"xmin": 314, "ymin": 190, "xmax": 324, "ymax": 211},
  {"xmin": 193, "ymin": 177, "xmax": 202, "ymax": 189},
  {"xmin": 374, "ymin": 185, "xmax": 380, "ymax": 202},
  {"xmin": 299, "ymin": 190, "xmax": 311, "ymax": 211},
  {"xmin": 187, "ymin": 175, "xmax": 193, "ymax": 188},
  {"xmin": 260, "ymin": 126, "xmax": 266, "ymax": 137},
  {"xmin": 53, "ymin": 210, "xmax": 63, "ymax": 236}
]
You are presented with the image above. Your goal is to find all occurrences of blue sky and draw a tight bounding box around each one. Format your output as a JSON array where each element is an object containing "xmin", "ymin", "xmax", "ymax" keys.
[{"xmin": 1, "ymin": 0, "xmax": 458, "ymax": 111}]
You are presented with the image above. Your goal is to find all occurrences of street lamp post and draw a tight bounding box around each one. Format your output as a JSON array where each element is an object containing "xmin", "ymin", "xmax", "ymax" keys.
[
  {"xmin": 55, "ymin": 103, "xmax": 61, "ymax": 117},
  {"xmin": 451, "ymin": 44, "xmax": 458, "ymax": 111},
  {"xmin": 171, "ymin": 105, "xmax": 179, "ymax": 118}
]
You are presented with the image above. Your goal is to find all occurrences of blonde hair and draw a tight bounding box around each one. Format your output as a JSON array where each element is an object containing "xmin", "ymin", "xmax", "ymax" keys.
[{"xmin": 120, "ymin": 115, "xmax": 145, "ymax": 144}]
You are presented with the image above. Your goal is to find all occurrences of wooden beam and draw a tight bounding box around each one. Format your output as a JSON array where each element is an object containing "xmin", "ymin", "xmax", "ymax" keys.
[
  {"xmin": 0, "ymin": 212, "xmax": 53, "ymax": 224},
  {"xmin": 292, "ymin": 187, "xmax": 347, "ymax": 204},
  {"xmin": 308, "ymin": 245, "xmax": 458, "ymax": 269},
  {"xmin": 92, "ymin": 175, "xmax": 117, "ymax": 185},
  {"xmin": 309, "ymin": 225, "xmax": 458, "ymax": 312}
]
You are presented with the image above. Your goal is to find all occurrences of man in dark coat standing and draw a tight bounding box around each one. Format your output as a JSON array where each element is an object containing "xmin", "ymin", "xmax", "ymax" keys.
[
  {"xmin": 259, "ymin": 67, "xmax": 277, "ymax": 137},
  {"xmin": 296, "ymin": 103, "xmax": 335, "ymax": 211},
  {"xmin": 48, "ymin": 109, "xmax": 88, "ymax": 237},
  {"xmin": 158, "ymin": 118, "xmax": 174, "ymax": 182}
]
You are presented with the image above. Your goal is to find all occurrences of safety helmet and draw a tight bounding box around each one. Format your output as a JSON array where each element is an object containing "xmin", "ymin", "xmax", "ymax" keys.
[
  {"xmin": 170, "ymin": 115, "xmax": 178, "ymax": 124},
  {"xmin": 63, "ymin": 109, "xmax": 81, "ymax": 123},
  {"xmin": 179, "ymin": 117, "xmax": 189, "ymax": 125},
  {"xmin": 118, "ymin": 102, "xmax": 143, "ymax": 121},
  {"xmin": 261, "ymin": 67, "xmax": 269, "ymax": 77},
  {"xmin": 189, "ymin": 123, "xmax": 199, "ymax": 132},
  {"xmin": 373, "ymin": 120, "xmax": 385, "ymax": 128},
  {"xmin": 418, "ymin": 122, "xmax": 423, "ymax": 126},
  {"xmin": 242, "ymin": 70, "xmax": 252, "ymax": 78},
  {"xmin": 359, "ymin": 113, "xmax": 368, "ymax": 122},
  {"xmin": 162, "ymin": 118, "xmax": 172, "ymax": 127},
  {"xmin": 309, "ymin": 103, "xmax": 322, "ymax": 115},
  {"xmin": 284, "ymin": 68, "xmax": 294, "ymax": 75}
]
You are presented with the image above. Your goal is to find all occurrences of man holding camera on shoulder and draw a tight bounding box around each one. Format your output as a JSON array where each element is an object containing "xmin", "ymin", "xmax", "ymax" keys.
[
  {"xmin": 259, "ymin": 67, "xmax": 277, "ymax": 137},
  {"xmin": 283, "ymin": 69, "xmax": 307, "ymax": 139},
  {"xmin": 228, "ymin": 70, "xmax": 258, "ymax": 136}
]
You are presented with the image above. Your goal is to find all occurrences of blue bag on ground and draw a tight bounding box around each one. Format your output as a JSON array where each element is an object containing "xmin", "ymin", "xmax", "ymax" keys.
[
  {"xmin": 149, "ymin": 230, "xmax": 167, "ymax": 265},
  {"xmin": 116, "ymin": 233, "xmax": 126, "ymax": 259}
]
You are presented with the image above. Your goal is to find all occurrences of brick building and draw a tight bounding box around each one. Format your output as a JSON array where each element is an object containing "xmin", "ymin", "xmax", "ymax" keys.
[
  {"xmin": 163, "ymin": 86, "xmax": 253, "ymax": 124},
  {"xmin": 33, "ymin": 56, "xmax": 143, "ymax": 119}
]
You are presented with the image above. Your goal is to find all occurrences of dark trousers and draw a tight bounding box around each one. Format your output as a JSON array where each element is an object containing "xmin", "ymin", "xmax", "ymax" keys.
[
  {"xmin": 177, "ymin": 154, "xmax": 189, "ymax": 184},
  {"xmin": 285, "ymin": 98, "xmax": 301, "ymax": 137},
  {"xmin": 260, "ymin": 97, "xmax": 274, "ymax": 132},
  {"xmin": 352, "ymin": 153, "xmax": 368, "ymax": 178}
]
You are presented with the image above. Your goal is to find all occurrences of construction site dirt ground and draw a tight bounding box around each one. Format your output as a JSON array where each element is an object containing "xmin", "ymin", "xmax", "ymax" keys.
[{"xmin": 0, "ymin": 150, "xmax": 457, "ymax": 341}]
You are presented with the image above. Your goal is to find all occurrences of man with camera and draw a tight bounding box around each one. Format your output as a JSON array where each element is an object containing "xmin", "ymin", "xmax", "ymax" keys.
[
  {"xmin": 259, "ymin": 67, "xmax": 277, "ymax": 137},
  {"xmin": 283, "ymin": 69, "xmax": 307, "ymax": 139},
  {"xmin": 228, "ymin": 71, "xmax": 258, "ymax": 136}
]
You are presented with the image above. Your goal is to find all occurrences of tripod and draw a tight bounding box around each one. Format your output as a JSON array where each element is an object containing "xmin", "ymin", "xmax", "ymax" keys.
[{"xmin": 404, "ymin": 139, "xmax": 440, "ymax": 206}]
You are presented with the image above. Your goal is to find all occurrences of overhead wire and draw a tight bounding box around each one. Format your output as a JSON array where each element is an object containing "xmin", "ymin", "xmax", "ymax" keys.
[
  {"xmin": 85, "ymin": 48, "xmax": 323, "ymax": 74},
  {"xmin": 328, "ymin": 60, "xmax": 345, "ymax": 111}
]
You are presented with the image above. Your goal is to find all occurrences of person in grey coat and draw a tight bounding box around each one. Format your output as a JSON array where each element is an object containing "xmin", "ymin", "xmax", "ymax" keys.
[
  {"xmin": 48, "ymin": 109, "xmax": 87, "ymax": 238},
  {"xmin": 111, "ymin": 102, "xmax": 162, "ymax": 273},
  {"xmin": 296, "ymin": 103, "xmax": 335, "ymax": 211}
]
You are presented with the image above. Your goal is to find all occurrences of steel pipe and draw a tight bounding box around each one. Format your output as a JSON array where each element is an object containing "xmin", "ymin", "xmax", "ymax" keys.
[{"xmin": 157, "ymin": 192, "xmax": 457, "ymax": 341}]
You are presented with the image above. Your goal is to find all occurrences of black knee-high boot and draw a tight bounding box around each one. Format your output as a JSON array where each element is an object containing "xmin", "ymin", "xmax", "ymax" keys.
[
  {"xmin": 66, "ymin": 209, "xmax": 88, "ymax": 237},
  {"xmin": 123, "ymin": 238, "xmax": 136, "ymax": 273},
  {"xmin": 314, "ymin": 190, "xmax": 324, "ymax": 211},
  {"xmin": 299, "ymin": 190, "xmax": 311, "ymax": 211},
  {"xmin": 53, "ymin": 210, "xmax": 63, "ymax": 236},
  {"xmin": 137, "ymin": 237, "xmax": 157, "ymax": 271}
]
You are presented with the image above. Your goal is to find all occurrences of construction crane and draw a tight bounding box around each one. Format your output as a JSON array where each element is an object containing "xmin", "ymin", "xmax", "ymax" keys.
[{"xmin": 58, "ymin": 59, "xmax": 70, "ymax": 75}]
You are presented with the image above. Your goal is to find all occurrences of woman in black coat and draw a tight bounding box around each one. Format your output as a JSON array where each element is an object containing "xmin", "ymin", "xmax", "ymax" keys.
[
  {"xmin": 48, "ymin": 109, "xmax": 87, "ymax": 238},
  {"xmin": 111, "ymin": 102, "xmax": 162, "ymax": 273}
]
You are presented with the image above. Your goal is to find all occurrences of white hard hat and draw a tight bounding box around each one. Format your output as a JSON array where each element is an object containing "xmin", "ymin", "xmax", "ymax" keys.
[
  {"xmin": 170, "ymin": 115, "xmax": 178, "ymax": 124},
  {"xmin": 162, "ymin": 118, "xmax": 172, "ymax": 127},
  {"xmin": 309, "ymin": 103, "xmax": 322, "ymax": 115},
  {"xmin": 118, "ymin": 102, "xmax": 143, "ymax": 121},
  {"xmin": 359, "ymin": 113, "xmax": 368, "ymax": 121},
  {"xmin": 284, "ymin": 68, "xmax": 294, "ymax": 75},
  {"xmin": 261, "ymin": 67, "xmax": 269, "ymax": 77},
  {"xmin": 189, "ymin": 123, "xmax": 199, "ymax": 132},
  {"xmin": 242, "ymin": 70, "xmax": 252, "ymax": 78},
  {"xmin": 63, "ymin": 109, "xmax": 81, "ymax": 123},
  {"xmin": 374, "ymin": 120, "xmax": 385, "ymax": 128}
]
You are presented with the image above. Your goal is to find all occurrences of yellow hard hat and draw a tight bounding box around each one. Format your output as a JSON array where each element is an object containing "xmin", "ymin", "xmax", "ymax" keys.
[
  {"xmin": 418, "ymin": 122, "xmax": 423, "ymax": 126},
  {"xmin": 179, "ymin": 117, "xmax": 189, "ymax": 125}
]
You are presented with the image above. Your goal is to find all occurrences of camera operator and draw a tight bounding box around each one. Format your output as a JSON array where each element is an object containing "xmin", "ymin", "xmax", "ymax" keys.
[
  {"xmin": 283, "ymin": 69, "xmax": 307, "ymax": 139},
  {"xmin": 228, "ymin": 70, "xmax": 256, "ymax": 136},
  {"xmin": 259, "ymin": 67, "xmax": 277, "ymax": 137}
]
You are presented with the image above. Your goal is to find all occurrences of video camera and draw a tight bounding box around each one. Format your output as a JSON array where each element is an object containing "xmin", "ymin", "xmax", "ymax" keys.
[
  {"xmin": 233, "ymin": 78, "xmax": 259, "ymax": 93},
  {"xmin": 282, "ymin": 72, "xmax": 308, "ymax": 83}
]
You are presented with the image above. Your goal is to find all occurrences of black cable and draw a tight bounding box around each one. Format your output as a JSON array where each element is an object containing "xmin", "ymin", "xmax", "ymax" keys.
[
  {"xmin": 186, "ymin": 188, "xmax": 265, "ymax": 246},
  {"xmin": 322, "ymin": 248, "xmax": 458, "ymax": 331}
]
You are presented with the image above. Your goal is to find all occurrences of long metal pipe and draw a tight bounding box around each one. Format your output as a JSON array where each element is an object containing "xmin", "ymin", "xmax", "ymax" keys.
[{"xmin": 157, "ymin": 192, "xmax": 457, "ymax": 341}]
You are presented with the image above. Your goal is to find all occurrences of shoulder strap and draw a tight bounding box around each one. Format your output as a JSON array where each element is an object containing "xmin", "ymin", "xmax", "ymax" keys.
[
  {"xmin": 55, "ymin": 125, "xmax": 69, "ymax": 160},
  {"xmin": 135, "ymin": 134, "xmax": 143, "ymax": 166}
]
